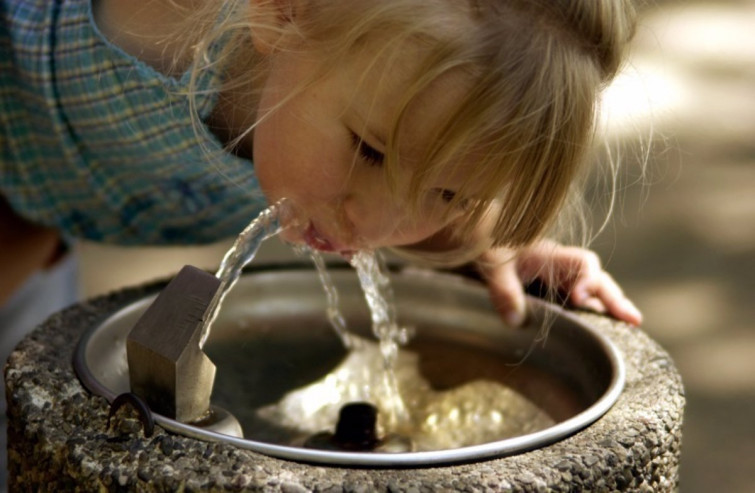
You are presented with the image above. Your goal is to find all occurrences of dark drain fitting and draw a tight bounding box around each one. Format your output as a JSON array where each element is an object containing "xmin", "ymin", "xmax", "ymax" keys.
[
  {"xmin": 304, "ymin": 402, "xmax": 413, "ymax": 453},
  {"xmin": 334, "ymin": 402, "xmax": 380, "ymax": 450},
  {"xmin": 304, "ymin": 402, "xmax": 380, "ymax": 451}
]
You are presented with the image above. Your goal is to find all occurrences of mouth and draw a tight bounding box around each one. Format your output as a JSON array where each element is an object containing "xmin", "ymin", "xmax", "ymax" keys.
[
  {"xmin": 303, "ymin": 222, "xmax": 336, "ymax": 252},
  {"xmin": 303, "ymin": 222, "xmax": 357, "ymax": 258}
]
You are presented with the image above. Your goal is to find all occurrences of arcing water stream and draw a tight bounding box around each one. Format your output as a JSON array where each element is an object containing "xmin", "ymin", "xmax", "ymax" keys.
[{"xmin": 200, "ymin": 200, "xmax": 288, "ymax": 349}]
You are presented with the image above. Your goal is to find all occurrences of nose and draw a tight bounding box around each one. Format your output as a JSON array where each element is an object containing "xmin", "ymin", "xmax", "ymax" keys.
[{"xmin": 340, "ymin": 192, "xmax": 405, "ymax": 247}]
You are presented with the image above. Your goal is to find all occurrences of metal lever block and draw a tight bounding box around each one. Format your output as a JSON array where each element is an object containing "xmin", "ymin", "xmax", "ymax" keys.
[{"xmin": 126, "ymin": 265, "xmax": 220, "ymax": 423}]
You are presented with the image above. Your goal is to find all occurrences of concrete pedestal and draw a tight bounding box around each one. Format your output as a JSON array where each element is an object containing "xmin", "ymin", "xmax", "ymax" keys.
[{"xmin": 5, "ymin": 283, "xmax": 684, "ymax": 492}]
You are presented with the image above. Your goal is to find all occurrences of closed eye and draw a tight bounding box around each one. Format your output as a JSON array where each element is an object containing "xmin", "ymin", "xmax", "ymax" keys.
[
  {"xmin": 350, "ymin": 130, "xmax": 384, "ymax": 167},
  {"xmin": 437, "ymin": 189, "xmax": 456, "ymax": 203},
  {"xmin": 433, "ymin": 188, "xmax": 473, "ymax": 211}
]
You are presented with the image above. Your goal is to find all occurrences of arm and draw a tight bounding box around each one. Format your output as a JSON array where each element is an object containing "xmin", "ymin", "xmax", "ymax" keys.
[{"xmin": 0, "ymin": 196, "xmax": 62, "ymax": 305}]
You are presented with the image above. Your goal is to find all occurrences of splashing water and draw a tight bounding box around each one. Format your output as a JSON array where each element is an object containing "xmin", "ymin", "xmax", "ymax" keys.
[
  {"xmin": 348, "ymin": 250, "xmax": 413, "ymax": 430},
  {"xmin": 349, "ymin": 250, "xmax": 411, "ymax": 367},
  {"xmin": 200, "ymin": 200, "xmax": 290, "ymax": 348},
  {"xmin": 256, "ymin": 339, "xmax": 555, "ymax": 451},
  {"xmin": 255, "ymin": 248, "xmax": 554, "ymax": 449},
  {"xmin": 308, "ymin": 248, "xmax": 357, "ymax": 350},
  {"xmin": 203, "ymin": 207, "xmax": 550, "ymax": 450},
  {"xmin": 293, "ymin": 247, "xmax": 411, "ymax": 430}
]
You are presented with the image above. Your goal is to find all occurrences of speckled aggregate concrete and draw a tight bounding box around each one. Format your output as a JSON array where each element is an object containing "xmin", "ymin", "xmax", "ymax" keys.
[{"xmin": 5, "ymin": 282, "xmax": 684, "ymax": 492}]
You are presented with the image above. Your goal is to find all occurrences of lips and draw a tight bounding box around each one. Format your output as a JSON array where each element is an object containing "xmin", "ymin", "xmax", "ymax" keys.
[
  {"xmin": 303, "ymin": 222, "xmax": 336, "ymax": 252},
  {"xmin": 301, "ymin": 222, "xmax": 360, "ymax": 259}
]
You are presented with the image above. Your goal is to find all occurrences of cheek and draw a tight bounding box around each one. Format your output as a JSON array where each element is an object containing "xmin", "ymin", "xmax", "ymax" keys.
[
  {"xmin": 390, "ymin": 199, "xmax": 466, "ymax": 244},
  {"xmin": 347, "ymin": 200, "xmax": 450, "ymax": 247},
  {"xmin": 253, "ymin": 111, "xmax": 312, "ymax": 192},
  {"xmin": 341, "ymin": 173, "xmax": 447, "ymax": 246},
  {"xmin": 391, "ymin": 217, "xmax": 447, "ymax": 245},
  {"xmin": 253, "ymin": 113, "xmax": 356, "ymax": 210}
]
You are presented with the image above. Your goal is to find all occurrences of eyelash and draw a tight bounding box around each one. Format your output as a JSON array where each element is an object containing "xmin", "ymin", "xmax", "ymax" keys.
[
  {"xmin": 434, "ymin": 188, "xmax": 473, "ymax": 211},
  {"xmin": 348, "ymin": 131, "xmax": 469, "ymax": 211},
  {"xmin": 437, "ymin": 189, "xmax": 456, "ymax": 203},
  {"xmin": 350, "ymin": 131, "xmax": 384, "ymax": 167}
]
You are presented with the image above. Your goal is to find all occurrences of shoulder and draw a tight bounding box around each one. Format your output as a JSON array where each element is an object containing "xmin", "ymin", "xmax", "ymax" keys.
[{"xmin": 92, "ymin": 0, "xmax": 197, "ymax": 75}]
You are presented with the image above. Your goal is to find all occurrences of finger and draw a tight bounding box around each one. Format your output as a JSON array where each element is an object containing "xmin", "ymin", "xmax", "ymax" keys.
[
  {"xmin": 518, "ymin": 242, "xmax": 603, "ymax": 292},
  {"xmin": 580, "ymin": 295, "xmax": 607, "ymax": 314},
  {"xmin": 594, "ymin": 272, "xmax": 642, "ymax": 325},
  {"xmin": 564, "ymin": 252, "xmax": 604, "ymax": 307},
  {"xmin": 573, "ymin": 271, "xmax": 643, "ymax": 326},
  {"xmin": 482, "ymin": 258, "xmax": 527, "ymax": 327}
]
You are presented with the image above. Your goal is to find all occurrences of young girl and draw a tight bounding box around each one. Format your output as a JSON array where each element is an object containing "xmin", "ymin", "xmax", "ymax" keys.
[{"xmin": 0, "ymin": 0, "xmax": 642, "ymax": 331}]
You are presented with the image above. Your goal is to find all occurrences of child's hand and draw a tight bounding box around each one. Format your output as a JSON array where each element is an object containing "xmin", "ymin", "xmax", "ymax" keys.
[{"xmin": 477, "ymin": 240, "xmax": 642, "ymax": 327}]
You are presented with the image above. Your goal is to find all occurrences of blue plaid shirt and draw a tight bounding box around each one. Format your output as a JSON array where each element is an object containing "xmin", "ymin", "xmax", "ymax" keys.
[{"xmin": 0, "ymin": 0, "xmax": 265, "ymax": 244}]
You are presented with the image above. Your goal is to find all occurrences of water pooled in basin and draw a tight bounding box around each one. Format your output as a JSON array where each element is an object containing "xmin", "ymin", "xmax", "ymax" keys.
[
  {"xmin": 256, "ymin": 339, "xmax": 554, "ymax": 451},
  {"xmin": 256, "ymin": 249, "xmax": 553, "ymax": 451}
]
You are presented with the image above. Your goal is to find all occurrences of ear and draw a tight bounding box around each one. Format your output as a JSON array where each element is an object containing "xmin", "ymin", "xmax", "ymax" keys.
[{"xmin": 248, "ymin": 0, "xmax": 299, "ymax": 54}]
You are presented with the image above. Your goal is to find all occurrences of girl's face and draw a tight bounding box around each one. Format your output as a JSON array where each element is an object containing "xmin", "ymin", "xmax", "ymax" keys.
[{"xmin": 253, "ymin": 43, "xmax": 479, "ymax": 256}]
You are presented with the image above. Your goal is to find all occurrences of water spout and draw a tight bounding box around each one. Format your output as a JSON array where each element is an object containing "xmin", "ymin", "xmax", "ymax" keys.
[{"xmin": 126, "ymin": 201, "xmax": 290, "ymax": 426}]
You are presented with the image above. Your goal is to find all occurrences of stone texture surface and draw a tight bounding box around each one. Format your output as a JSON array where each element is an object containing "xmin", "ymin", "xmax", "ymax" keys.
[{"xmin": 5, "ymin": 283, "xmax": 684, "ymax": 492}]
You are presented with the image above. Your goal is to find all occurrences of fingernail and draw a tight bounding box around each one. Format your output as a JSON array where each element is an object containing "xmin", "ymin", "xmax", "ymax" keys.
[
  {"xmin": 584, "ymin": 298, "xmax": 607, "ymax": 314},
  {"xmin": 505, "ymin": 299, "xmax": 527, "ymax": 327},
  {"xmin": 570, "ymin": 287, "xmax": 586, "ymax": 305},
  {"xmin": 625, "ymin": 300, "xmax": 643, "ymax": 326},
  {"xmin": 505, "ymin": 310, "xmax": 525, "ymax": 327}
]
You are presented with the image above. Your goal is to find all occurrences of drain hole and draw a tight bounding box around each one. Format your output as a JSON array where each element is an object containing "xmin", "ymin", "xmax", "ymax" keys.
[
  {"xmin": 334, "ymin": 402, "xmax": 379, "ymax": 450},
  {"xmin": 303, "ymin": 402, "xmax": 412, "ymax": 453}
]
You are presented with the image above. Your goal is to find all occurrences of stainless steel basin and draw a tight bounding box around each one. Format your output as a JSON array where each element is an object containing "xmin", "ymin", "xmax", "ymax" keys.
[{"xmin": 74, "ymin": 264, "xmax": 624, "ymax": 466}]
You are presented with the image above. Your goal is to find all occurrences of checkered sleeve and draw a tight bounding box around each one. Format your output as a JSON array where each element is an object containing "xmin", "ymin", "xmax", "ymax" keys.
[{"xmin": 1, "ymin": 0, "xmax": 266, "ymax": 245}]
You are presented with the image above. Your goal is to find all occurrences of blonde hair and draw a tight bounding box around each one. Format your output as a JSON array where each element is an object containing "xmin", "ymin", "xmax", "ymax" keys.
[{"xmin": 179, "ymin": 0, "xmax": 637, "ymax": 265}]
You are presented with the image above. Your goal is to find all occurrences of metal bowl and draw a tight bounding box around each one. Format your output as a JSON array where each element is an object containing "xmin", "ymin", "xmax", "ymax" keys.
[{"xmin": 74, "ymin": 264, "xmax": 624, "ymax": 466}]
